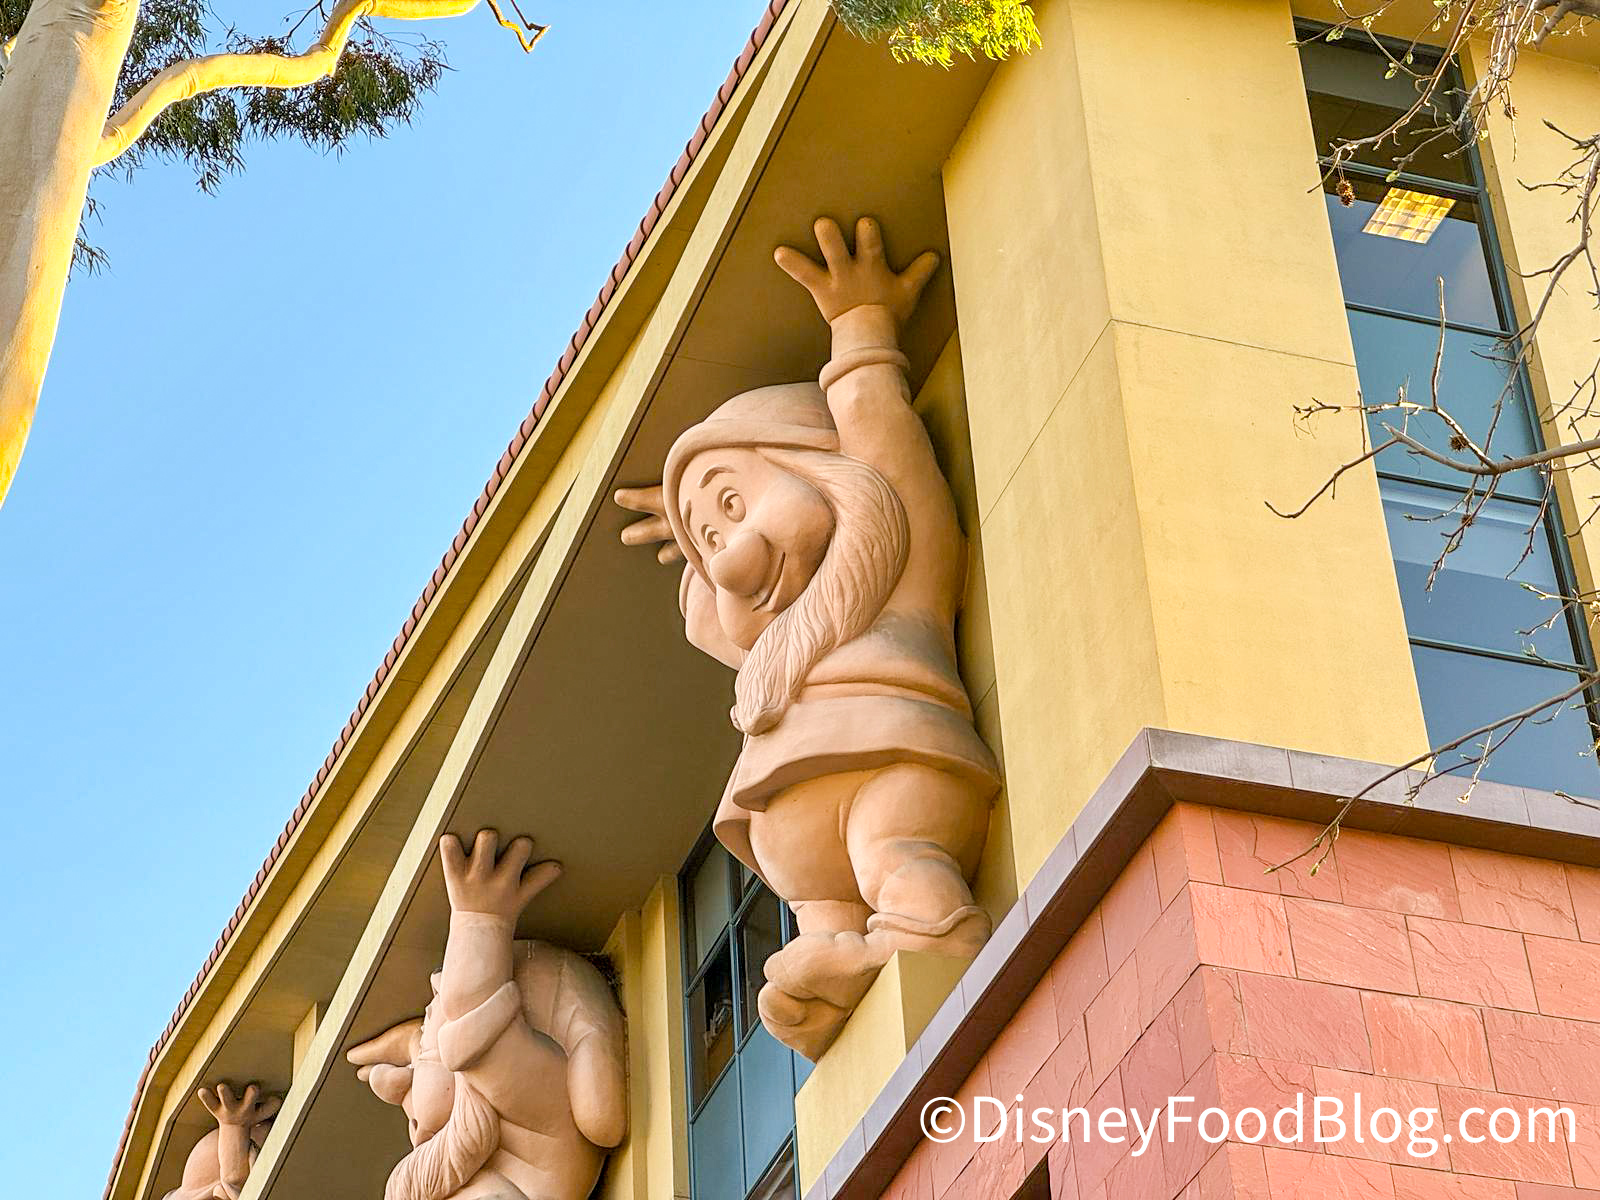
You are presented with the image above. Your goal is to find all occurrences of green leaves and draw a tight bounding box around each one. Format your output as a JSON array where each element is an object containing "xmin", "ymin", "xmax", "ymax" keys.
[
  {"xmin": 2, "ymin": 0, "xmax": 451, "ymax": 271},
  {"xmin": 831, "ymin": 0, "xmax": 1041, "ymax": 67},
  {"xmin": 107, "ymin": 2, "xmax": 448, "ymax": 194}
]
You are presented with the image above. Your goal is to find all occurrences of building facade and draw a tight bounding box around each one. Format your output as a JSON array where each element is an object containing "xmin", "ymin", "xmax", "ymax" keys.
[{"xmin": 103, "ymin": 3, "xmax": 1600, "ymax": 1200}]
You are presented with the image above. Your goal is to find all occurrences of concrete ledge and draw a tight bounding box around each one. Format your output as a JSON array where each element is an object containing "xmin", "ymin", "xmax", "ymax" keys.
[{"xmin": 803, "ymin": 727, "xmax": 1600, "ymax": 1200}]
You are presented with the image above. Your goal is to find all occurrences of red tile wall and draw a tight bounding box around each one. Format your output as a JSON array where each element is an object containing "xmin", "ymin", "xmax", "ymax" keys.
[{"xmin": 882, "ymin": 804, "xmax": 1600, "ymax": 1200}]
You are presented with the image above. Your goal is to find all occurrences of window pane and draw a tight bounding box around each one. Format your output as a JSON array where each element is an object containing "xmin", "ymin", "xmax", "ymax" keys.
[
  {"xmin": 1349, "ymin": 311, "xmax": 1541, "ymax": 499},
  {"xmin": 1411, "ymin": 645, "xmax": 1598, "ymax": 797},
  {"xmin": 738, "ymin": 1026, "xmax": 796, "ymax": 1191},
  {"xmin": 737, "ymin": 889, "xmax": 785, "ymax": 1037},
  {"xmin": 1384, "ymin": 485, "xmax": 1580, "ymax": 665},
  {"xmin": 690, "ymin": 1065, "xmax": 744, "ymax": 1200},
  {"xmin": 691, "ymin": 844, "xmax": 734, "ymax": 967},
  {"xmin": 1325, "ymin": 177, "xmax": 1499, "ymax": 328},
  {"xmin": 1301, "ymin": 41, "xmax": 1471, "ymax": 185},
  {"xmin": 688, "ymin": 946, "xmax": 736, "ymax": 1108},
  {"xmin": 748, "ymin": 1150, "xmax": 797, "ymax": 1200}
]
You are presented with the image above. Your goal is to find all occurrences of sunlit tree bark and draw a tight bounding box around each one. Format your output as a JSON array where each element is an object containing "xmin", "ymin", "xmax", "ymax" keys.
[
  {"xmin": 0, "ymin": 0, "xmax": 505, "ymax": 507},
  {"xmin": 0, "ymin": 0, "xmax": 138, "ymax": 503}
]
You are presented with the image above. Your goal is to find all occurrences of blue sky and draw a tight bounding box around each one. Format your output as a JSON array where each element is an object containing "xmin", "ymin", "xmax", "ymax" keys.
[{"xmin": 0, "ymin": 1, "xmax": 763, "ymax": 1189}]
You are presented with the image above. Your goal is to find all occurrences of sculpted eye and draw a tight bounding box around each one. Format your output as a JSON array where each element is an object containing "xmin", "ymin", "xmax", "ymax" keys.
[
  {"xmin": 721, "ymin": 491, "xmax": 745, "ymax": 522},
  {"xmin": 702, "ymin": 526, "xmax": 724, "ymax": 553}
]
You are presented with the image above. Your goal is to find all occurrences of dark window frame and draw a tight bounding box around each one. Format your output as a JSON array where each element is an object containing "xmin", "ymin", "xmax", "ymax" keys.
[
  {"xmin": 680, "ymin": 826, "xmax": 803, "ymax": 1199},
  {"xmin": 1298, "ymin": 22, "xmax": 1600, "ymax": 783}
]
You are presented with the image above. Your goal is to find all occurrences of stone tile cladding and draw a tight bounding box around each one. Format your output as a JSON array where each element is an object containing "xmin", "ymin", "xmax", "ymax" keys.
[{"xmin": 880, "ymin": 804, "xmax": 1600, "ymax": 1200}]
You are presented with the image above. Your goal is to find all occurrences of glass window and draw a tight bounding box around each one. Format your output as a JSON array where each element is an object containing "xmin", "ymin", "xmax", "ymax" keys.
[
  {"xmin": 737, "ymin": 890, "xmax": 784, "ymax": 1038},
  {"xmin": 1412, "ymin": 646, "xmax": 1596, "ymax": 795},
  {"xmin": 1302, "ymin": 40, "xmax": 1471, "ymax": 184},
  {"xmin": 688, "ymin": 947, "xmax": 736, "ymax": 1106},
  {"xmin": 738, "ymin": 1027, "xmax": 796, "ymax": 1191},
  {"xmin": 1383, "ymin": 484, "xmax": 1579, "ymax": 665},
  {"xmin": 1325, "ymin": 177, "xmax": 1499, "ymax": 328},
  {"xmin": 747, "ymin": 1151, "xmax": 798, "ymax": 1200},
  {"xmin": 1348, "ymin": 311, "xmax": 1542, "ymax": 498},
  {"xmin": 1302, "ymin": 32, "xmax": 1600, "ymax": 798},
  {"xmin": 682, "ymin": 834, "xmax": 802, "ymax": 1200},
  {"xmin": 691, "ymin": 845, "xmax": 735, "ymax": 967},
  {"xmin": 690, "ymin": 1067, "xmax": 745, "ymax": 1200}
]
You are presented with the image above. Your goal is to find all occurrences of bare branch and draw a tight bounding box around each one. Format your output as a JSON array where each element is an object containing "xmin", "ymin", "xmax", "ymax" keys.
[
  {"xmin": 484, "ymin": 0, "xmax": 546, "ymax": 52},
  {"xmin": 1534, "ymin": 0, "xmax": 1600, "ymax": 45},
  {"xmin": 1270, "ymin": 673, "xmax": 1598, "ymax": 875},
  {"xmin": 1266, "ymin": 435, "xmax": 1401, "ymax": 518}
]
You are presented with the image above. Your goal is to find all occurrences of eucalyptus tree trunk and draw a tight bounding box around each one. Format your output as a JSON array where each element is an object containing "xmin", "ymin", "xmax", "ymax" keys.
[{"xmin": 0, "ymin": 0, "xmax": 137, "ymax": 502}]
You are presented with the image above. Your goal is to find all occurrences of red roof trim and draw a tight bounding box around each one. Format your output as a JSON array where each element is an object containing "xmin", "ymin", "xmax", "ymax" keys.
[{"xmin": 103, "ymin": 3, "xmax": 793, "ymax": 1194}]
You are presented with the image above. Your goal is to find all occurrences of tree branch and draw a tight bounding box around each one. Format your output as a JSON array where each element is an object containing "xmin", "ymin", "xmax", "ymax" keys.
[
  {"xmin": 1271, "ymin": 672, "xmax": 1598, "ymax": 875},
  {"xmin": 93, "ymin": 0, "xmax": 482, "ymax": 167}
]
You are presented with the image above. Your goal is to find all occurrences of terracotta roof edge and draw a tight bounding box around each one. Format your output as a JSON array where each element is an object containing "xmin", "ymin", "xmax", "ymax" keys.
[{"xmin": 101, "ymin": 4, "xmax": 795, "ymax": 1196}]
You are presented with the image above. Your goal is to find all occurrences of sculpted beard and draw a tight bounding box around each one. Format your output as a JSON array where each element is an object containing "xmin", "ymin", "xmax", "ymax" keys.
[
  {"xmin": 384, "ymin": 1077, "xmax": 500, "ymax": 1200},
  {"xmin": 733, "ymin": 448, "xmax": 909, "ymax": 735}
]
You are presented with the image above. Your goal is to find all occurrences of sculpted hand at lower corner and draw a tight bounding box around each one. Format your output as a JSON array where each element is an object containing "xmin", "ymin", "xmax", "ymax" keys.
[
  {"xmin": 613, "ymin": 484, "xmax": 684, "ymax": 565},
  {"xmin": 439, "ymin": 829, "xmax": 562, "ymax": 922},
  {"xmin": 162, "ymin": 1081, "xmax": 280, "ymax": 1200}
]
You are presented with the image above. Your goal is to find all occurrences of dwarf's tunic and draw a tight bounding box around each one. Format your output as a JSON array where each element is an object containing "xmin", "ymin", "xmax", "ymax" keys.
[{"xmin": 712, "ymin": 604, "xmax": 1001, "ymax": 880}]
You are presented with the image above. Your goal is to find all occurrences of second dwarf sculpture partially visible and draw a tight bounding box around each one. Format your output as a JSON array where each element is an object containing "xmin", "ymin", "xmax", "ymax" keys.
[
  {"xmin": 162, "ymin": 1083, "xmax": 280, "ymax": 1200},
  {"xmin": 616, "ymin": 216, "xmax": 999, "ymax": 1058},
  {"xmin": 348, "ymin": 830, "xmax": 627, "ymax": 1200}
]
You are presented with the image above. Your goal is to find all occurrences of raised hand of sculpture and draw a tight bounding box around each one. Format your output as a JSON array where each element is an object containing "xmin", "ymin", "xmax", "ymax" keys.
[
  {"xmin": 347, "ymin": 830, "xmax": 627, "ymax": 1200},
  {"xmin": 162, "ymin": 1082, "xmax": 280, "ymax": 1200},
  {"xmin": 615, "ymin": 216, "xmax": 998, "ymax": 1059}
]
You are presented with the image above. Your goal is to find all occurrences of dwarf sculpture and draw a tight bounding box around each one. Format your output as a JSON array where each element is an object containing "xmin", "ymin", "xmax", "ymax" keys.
[
  {"xmin": 162, "ymin": 1083, "xmax": 280, "ymax": 1200},
  {"xmin": 616, "ymin": 216, "xmax": 999, "ymax": 1058},
  {"xmin": 347, "ymin": 830, "xmax": 627, "ymax": 1200}
]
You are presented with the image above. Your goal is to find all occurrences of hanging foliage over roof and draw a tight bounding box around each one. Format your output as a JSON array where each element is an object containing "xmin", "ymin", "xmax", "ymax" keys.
[{"xmin": 831, "ymin": 0, "xmax": 1040, "ymax": 67}]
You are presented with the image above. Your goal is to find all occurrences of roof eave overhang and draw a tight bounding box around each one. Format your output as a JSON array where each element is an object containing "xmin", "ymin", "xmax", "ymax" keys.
[{"xmin": 102, "ymin": 4, "xmax": 806, "ymax": 1197}]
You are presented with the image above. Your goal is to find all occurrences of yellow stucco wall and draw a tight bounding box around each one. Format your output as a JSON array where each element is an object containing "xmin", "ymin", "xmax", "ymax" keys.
[
  {"xmin": 912, "ymin": 334, "xmax": 1017, "ymax": 920},
  {"xmin": 1477, "ymin": 45, "xmax": 1600, "ymax": 641},
  {"xmin": 944, "ymin": 0, "xmax": 1429, "ymax": 887},
  {"xmin": 600, "ymin": 877, "xmax": 690, "ymax": 1200},
  {"xmin": 793, "ymin": 951, "xmax": 972, "ymax": 1192}
]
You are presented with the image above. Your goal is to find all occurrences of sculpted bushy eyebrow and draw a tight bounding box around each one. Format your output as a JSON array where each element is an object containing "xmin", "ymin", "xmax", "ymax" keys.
[{"xmin": 682, "ymin": 465, "xmax": 732, "ymax": 531}]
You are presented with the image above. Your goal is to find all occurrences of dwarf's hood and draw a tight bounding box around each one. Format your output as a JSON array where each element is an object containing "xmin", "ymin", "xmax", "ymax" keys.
[{"xmin": 662, "ymin": 382, "xmax": 838, "ymax": 581}]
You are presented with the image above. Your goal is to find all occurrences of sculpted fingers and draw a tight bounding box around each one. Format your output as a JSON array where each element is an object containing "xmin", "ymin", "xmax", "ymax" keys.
[
  {"xmin": 899, "ymin": 250, "xmax": 941, "ymax": 306},
  {"xmin": 198, "ymin": 1087, "xmax": 221, "ymax": 1118},
  {"xmin": 774, "ymin": 244, "xmax": 827, "ymax": 295},
  {"xmin": 438, "ymin": 833, "xmax": 467, "ymax": 888},
  {"xmin": 517, "ymin": 858, "xmax": 564, "ymax": 907},
  {"xmin": 615, "ymin": 486, "xmax": 685, "ymax": 562},
  {"xmin": 619, "ymin": 513, "xmax": 673, "ymax": 547},
  {"xmin": 855, "ymin": 216, "xmax": 885, "ymax": 262},
  {"xmin": 499, "ymin": 835, "xmax": 536, "ymax": 879},
  {"xmin": 813, "ymin": 216, "xmax": 849, "ymax": 270},
  {"xmin": 469, "ymin": 828, "xmax": 499, "ymax": 873},
  {"xmin": 613, "ymin": 484, "xmax": 666, "ymax": 518}
]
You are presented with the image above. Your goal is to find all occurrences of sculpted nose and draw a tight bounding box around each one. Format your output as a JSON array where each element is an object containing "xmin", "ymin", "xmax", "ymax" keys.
[{"xmin": 708, "ymin": 529, "xmax": 772, "ymax": 597}]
